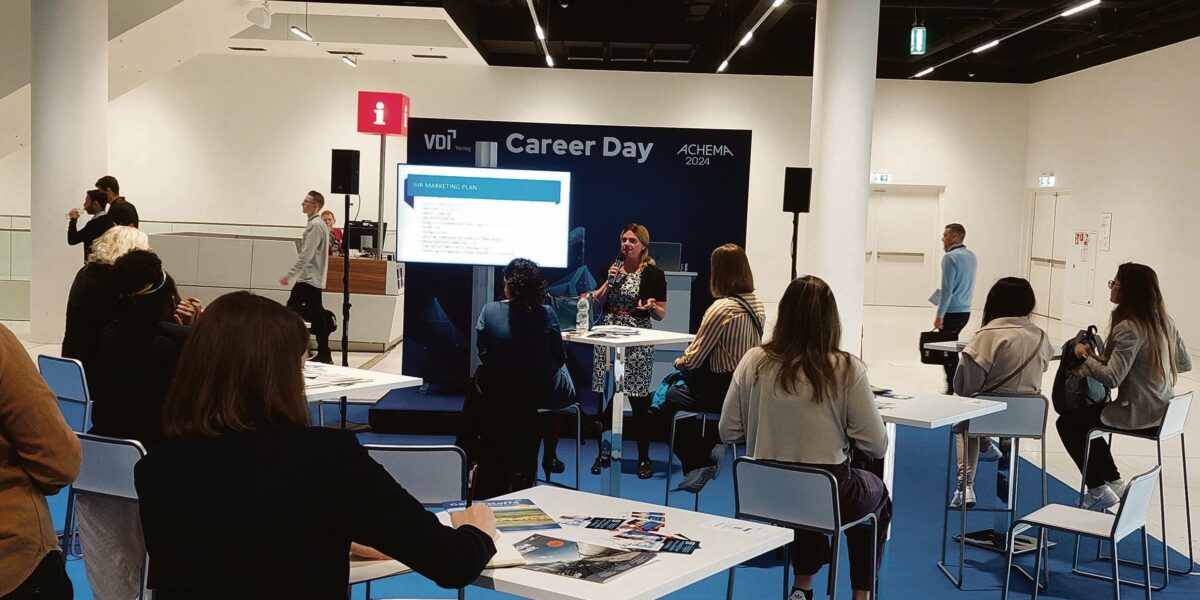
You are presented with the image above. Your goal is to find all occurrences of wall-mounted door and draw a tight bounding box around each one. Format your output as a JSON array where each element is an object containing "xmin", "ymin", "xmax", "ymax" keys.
[
  {"xmin": 1028, "ymin": 191, "xmax": 1069, "ymax": 320},
  {"xmin": 864, "ymin": 188, "xmax": 940, "ymax": 307}
]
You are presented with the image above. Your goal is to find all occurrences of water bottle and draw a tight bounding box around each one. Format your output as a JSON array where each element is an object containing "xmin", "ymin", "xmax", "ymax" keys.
[{"xmin": 576, "ymin": 293, "xmax": 591, "ymax": 332}]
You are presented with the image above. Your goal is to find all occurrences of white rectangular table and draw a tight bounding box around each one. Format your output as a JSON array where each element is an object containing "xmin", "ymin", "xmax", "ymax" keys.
[
  {"xmin": 304, "ymin": 363, "xmax": 423, "ymax": 426},
  {"xmin": 563, "ymin": 327, "xmax": 695, "ymax": 497},
  {"xmin": 469, "ymin": 485, "xmax": 793, "ymax": 600}
]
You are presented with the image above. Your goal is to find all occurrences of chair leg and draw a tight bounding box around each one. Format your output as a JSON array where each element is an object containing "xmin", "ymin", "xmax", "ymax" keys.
[
  {"xmin": 665, "ymin": 416, "xmax": 678, "ymax": 505},
  {"xmin": 1074, "ymin": 432, "xmax": 1098, "ymax": 572},
  {"xmin": 1031, "ymin": 527, "xmax": 1045, "ymax": 600},
  {"xmin": 829, "ymin": 534, "xmax": 839, "ymax": 600},
  {"xmin": 574, "ymin": 404, "xmax": 582, "ymax": 490},
  {"xmin": 1155, "ymin": 439, "xmax": 1170, "ymax": 588},
  {"xmin": 1002, "ymin": 524, "xmax": 1019, "ymax": 600},
  {"xmin": 937, "ymin": 430, "xmax": 964, "ymax": 588},
  {"xmin": 1112, "ymin": 538, "xmax": 1121, "ymax": 600},
  {"xmin": 60, "ymin": 488, "xmax": 75, "ymax": 555},
  {"xmin": 1142, "ymin": 527, "xmax": 1152, "ymax": 600},
  {"xmin": 726, "ymin": 567, "xmax": 736, "ymax": 600},
  {"xmin": 458, "ymin": 587, "xmax": 465, "ymax": 600},
  {"xmin": 364, "ymin": 580, "xmax": 371, "ymax": 599},
  {"xmin": 783, "ymin": 544, "xmax": 792, "ymax": 600},
  {"xmin": 870, "ymin": 517, "xmax": 879, "ymax": 600},
  {"xmin": 1181, "ymin": 436, "xmax": 1196, "ymax": 575}
]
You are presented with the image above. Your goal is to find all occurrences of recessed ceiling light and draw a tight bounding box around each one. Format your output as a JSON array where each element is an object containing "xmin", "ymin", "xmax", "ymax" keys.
[
  {"xmin": 914, "ymin": 67, "xmax": 934, "ymax": 78},
  {"xmin": 1062, "ymin": 0, "xmax": 1101, "ymax": 18},
  {"xmin": 972, "ymin": 40, "xmax": 999, "ymax": 53}
]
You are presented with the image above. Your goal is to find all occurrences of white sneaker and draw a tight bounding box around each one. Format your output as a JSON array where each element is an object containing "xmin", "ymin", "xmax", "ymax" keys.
[
  {"xmin": 1106, "ymin": 479, "xmax": 1128, "ymax": 499},
  {"xmin": 948, "ymin": 486, "xmax": 976, "ymax": 509},
  {"xmin": 979, "ymin": 438, "xmax": 1003, "ymax": 462},
  {"xmin": 787, "ymin": 588, "xmax": 813, "ymax": 600},
  {"xmin": 1082, "ymin": 485, "xmax": 1120, "ymax": 512}
]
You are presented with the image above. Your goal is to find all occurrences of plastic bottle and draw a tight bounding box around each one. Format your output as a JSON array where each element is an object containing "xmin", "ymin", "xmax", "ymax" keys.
[{"xmin": 576, "ymin": 293, "xmax": 591, "ymax": 332}]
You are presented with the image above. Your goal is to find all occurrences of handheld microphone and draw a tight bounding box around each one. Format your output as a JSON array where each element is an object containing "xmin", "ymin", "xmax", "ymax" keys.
[{"xmin": 607, "ymin": 254, "xmax": 624, "ymax": 287}]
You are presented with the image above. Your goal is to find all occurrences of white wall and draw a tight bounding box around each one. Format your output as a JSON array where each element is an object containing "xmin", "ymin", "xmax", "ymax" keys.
[{"xmin": 1024, "ymin": 37, "xmax": 1200, "ymax": 349}]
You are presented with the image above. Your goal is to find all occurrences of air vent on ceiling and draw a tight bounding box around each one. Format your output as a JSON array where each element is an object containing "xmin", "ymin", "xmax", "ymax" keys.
[
  {"xmin": 412, "ymin": 54, "xmax": 449, "ymax": 59},
  {"xmin": 228, "ymin": 46, "xmax": 268, "ymax": 52}
]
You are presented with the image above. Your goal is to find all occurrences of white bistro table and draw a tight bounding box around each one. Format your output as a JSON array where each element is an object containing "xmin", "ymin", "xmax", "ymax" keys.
[
  {"xmin": 563, "ymin": 327, "xmax": 695, "ymax": 497},
  {"xmin": 303, "ymin": 363, "xmax": 423, "ymax": 426},
  {"xmin": 469, "ymin": 485, "xmax": 793, "ymax": 600}
]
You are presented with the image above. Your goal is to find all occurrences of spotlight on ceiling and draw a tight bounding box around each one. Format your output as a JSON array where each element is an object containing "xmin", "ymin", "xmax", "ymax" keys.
[
  {"xmin": 341, "ymin": 55, "xmax": 358, "ymax": 68},
  {"xmin": 246, "ymin": 2, "xmax": 271, "ymax": 30}
]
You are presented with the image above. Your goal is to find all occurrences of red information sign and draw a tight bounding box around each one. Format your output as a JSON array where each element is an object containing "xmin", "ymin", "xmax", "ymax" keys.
[{"xmin": 357, "ymin": 91, "xmax": 410, "ymax": 136}]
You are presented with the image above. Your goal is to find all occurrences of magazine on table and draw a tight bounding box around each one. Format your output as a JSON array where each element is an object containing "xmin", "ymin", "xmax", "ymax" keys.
[
  {"xmin": 556, "ymin": 513, "xmax": 701, "ymax": 554},
  {"xmin": 303, "ymin": 364, "xmax": 370, "ymax": 389},
  {"xmin": 515, "ymin": 534, "xmax": 654, "ymax": 583},
  {"xmin": 442, "ymin": 499, "xmax": 560, "ymax": 532}
]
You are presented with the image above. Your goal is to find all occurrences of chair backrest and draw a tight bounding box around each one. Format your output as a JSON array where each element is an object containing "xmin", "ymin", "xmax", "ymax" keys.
[
  {"xmin": 1112, "ymin": 465, "xmax": 1162, "ymax": 541},
  {"xmin": 365, "ymin": 444, "xmax": 467, "ymax": 506},
  {"xmin": 967, "ymin": 394, "xmax": 1048, "ymax": 439},
  {"xmin": 1158, "ymin": 392, "xmax": 1193, "ymax": 440},
  {"xmin": 732, "ymin": 457, "xmax": 840, "ymax": 532},
  {"xmin": 75, "ymin": 433, "xmax": 147, "ymax": 501},
  {"xmin": 38, "ymin": 355, "xmax": 92, "ymax": 432}
]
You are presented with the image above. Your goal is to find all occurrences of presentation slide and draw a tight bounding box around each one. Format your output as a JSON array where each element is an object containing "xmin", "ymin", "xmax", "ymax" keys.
[{"xmin": 396, "ymin": 165, "xmax": 572, "ymax": 268}]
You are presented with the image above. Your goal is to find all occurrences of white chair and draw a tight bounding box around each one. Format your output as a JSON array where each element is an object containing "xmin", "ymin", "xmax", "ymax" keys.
[
  {"xmin": 726, "ymin": 457, "xmax": 877, "ymax": 600},
  {"xmin": 1003, "ymin": 466, "xmax": 1160, "ymax": 600},
  {"xmin": 536, "ymin": 403, "xmax": 583, "ymax": 490},
  {"xmin": 664, "ymin": 410, "xmax": 739, "ymax": 510},
  {"xmin": 39, "ymin": 355, "xmax": 93, "ymax": 557},
  {"xmin": 1074, "ymin": 391, "xmax": 1194, "ymax": 590},
  {"xmin": 938, "ymin": 394, "xmax": 1049, "ymax": 589},
  {"xmin": 355, "ymin": 445, "xmax": 469, "ymax": 600},
  {"xmin": 74, "ymin": 433, "xmax": 150, "ymax": 600}
]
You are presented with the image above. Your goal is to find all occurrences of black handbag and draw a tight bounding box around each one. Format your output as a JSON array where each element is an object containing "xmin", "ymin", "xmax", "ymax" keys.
[{"xmin": 919, "ymin": 329, "xmax": 960, "ymax": 366}]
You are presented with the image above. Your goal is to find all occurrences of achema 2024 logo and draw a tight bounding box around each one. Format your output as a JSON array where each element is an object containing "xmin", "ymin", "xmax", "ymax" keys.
[{"xmin": 676, "ymin": 143, "xmax": 734, "ymax": 166}]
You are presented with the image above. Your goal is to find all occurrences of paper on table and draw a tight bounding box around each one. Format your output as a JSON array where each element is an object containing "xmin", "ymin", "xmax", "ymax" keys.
[
  {"xmin": 349, "ymin": 538, "xmax": 525, "ymax": 578},
  {"xmin": 699, "ymin": 519, "xmax": 772, "ymax": 536}
]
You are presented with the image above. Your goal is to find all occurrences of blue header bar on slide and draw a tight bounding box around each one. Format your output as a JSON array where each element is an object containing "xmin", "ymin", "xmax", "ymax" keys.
[{"xmin": 405, "ymin": 174, "xmax": 561, "ymax": 203}]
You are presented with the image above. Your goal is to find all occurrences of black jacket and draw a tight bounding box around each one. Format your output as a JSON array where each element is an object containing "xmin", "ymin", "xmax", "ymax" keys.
[
  {"xmin": 135, "ymin": 427, "xmax": 495, "ymax": 599},
  {"xmin": 90, "ymin": 321, "xmax": 188, "ymax": 448},
  {"xmin": 61, "ymin": 263, "xmax": 117, "ymax": 372},
  {"xmin": 66, "ymin": 214, "xmax": 114, "ymax": 261}
]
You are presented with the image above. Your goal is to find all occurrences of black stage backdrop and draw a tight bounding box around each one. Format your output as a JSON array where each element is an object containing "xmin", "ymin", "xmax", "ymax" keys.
[{"xmin": 404, "ymin": 118, "xmax": 751, "ymax": 385}]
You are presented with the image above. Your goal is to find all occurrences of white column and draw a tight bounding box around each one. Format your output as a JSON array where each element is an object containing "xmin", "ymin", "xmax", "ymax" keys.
[
  {"xmin": 30, "ymin": 0, "xmax": 108, "ymax": 343},
  {"xmin": 805, "ymin": 0, "xmax": 879, "ymax": 355}
]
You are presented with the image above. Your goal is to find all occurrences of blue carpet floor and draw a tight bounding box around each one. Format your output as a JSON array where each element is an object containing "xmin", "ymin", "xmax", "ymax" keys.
[{"xmin": 50, "ymin": 403, "xmax": 1198, "ymax": 599}]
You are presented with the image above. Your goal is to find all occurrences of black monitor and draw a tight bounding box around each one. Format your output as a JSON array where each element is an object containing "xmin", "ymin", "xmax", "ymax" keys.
[
  {"xmin": 345, "ymin": 220, "xmax": 381, "ymax": 253},
  {"xmin": 648, "ymin": 241, "xmax": 682, "ymax": 272}
]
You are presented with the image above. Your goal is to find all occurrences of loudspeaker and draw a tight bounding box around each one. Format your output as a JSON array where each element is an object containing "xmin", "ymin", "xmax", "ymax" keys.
[
  {"xmin": 783, "ymin": 167, "xmax": 812, "ymax": 213},
  {"xmin": 331, "ymin": 149, "xmax": 360, "ymax": 195}
]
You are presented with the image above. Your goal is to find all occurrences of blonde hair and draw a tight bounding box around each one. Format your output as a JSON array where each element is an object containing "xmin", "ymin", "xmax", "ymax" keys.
[
  {"xmin": 89, "ymin": 226, "xmax": 150, "ymax": 265},
  {"xmin": 622, "ymin": 223, "xmax": 655, "ymax": 267}
]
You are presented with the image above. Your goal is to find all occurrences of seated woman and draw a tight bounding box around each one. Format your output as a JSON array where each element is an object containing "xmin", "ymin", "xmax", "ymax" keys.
[
  {"xmin": 661, "ymin": 244, "xmax": 764, "ymax": 493},
  {"xmin": 61, "ymin": 226, "xmax": 150, "ymax": 375},
  {"xmin": 1057, "ymin": 263, "xmax": 1190, "ymax": 511},
  {"xmin": 720, "ymin": 275, "xmax": 889, "ymax": 600},
  {"xmin": 948, "ymin": 277, "xmax": 1053, "ymax": 508},
  {"xmin": 134, "ymin": 292, "xmax": 497, "ymax": 597},
  {"xmin": 473, "ymin": 258, "xmax": 576, "ymax": 485},
  {"xmin": 77, "ymin": 250, "xmax": 202, "ymax": 600}
]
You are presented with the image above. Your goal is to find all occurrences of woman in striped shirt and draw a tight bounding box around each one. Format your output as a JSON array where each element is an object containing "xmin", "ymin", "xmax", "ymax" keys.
[{"xmin": 663, "ymin": 243, "xmax": 765, "ymax": 493}]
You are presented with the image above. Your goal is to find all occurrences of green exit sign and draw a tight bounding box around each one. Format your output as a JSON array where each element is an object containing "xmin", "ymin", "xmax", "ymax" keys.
[{"xmin": 910, "ymin": 27, "xmax": 927, "ymax": 55}]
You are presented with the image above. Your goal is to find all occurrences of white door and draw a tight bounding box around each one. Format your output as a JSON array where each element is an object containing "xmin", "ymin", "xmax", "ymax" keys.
[
  {"xmin": 864, "ymin": 188, "xmax": 940, "ymax": 307},
  {"xmin": 1028, "ymin": 191, "xmax": 1069, "ymax": 320}
]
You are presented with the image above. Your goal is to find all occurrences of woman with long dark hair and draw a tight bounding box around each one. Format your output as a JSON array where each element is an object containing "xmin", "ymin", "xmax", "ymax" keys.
[
  {"xmin": 948, "ymin": 277, "xmax": 1052, "ymax": 508},
  {"xmin": 589, "ymin": 223, "xmax": 668, "ymax": 479},
  {"xmin": 1057, "ymin": 262, "xmax": 1190, "ymax": 511},
  {"xmin": 720, "ymin": 276, "xmax": 889, "ymax": 600},
  {"xmin": 134, "ymin": 292, "xmax": 497, "ymax": 596}
]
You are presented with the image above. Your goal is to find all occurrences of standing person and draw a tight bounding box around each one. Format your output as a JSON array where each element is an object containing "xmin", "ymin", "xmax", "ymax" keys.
[
  {"xmin": 1057, "ymin": 263, "xmax": 1191, "ymax": 511},
  {"xmin": 720, "ymin": 276, "xmax": 890, "ymax": 600},
  {"xmin": 96, "ymin": 175, "xmax": 138, "ymax": 227},
  {"xmin": 934, "ymin": 223, "xmax": 977, "ymax": 392},
  {"xmin": 279, "ymin": 190, "xmax": 332, "ymax": 363},
  {"xmin": 134, "ymin": 292, "xmax": 497, "ymax": 596},
  {"xmin": 948, "ymin": 277, "xmax": 1053, "ymax": 508},
  {"xmin": 67, "ymin": 189, "xmax": 114, "ymax": 262},
  {"xmin": 62, "ymin": 226, "xmax": 151, "ymax": 374},
  {"xmin": 589, "ymin": 223, "xmax": 667, "ymax": 480},
  {"xmin": 322, "ymin": 210, "xmax": 344, "ymax": 257},
  {"xmin": 0, "ymin": 324, "xmax": 81, "ymax": 600},
  {"xmin": 661, "ymin": 244, "xmax": 764, "ymax": 493}
]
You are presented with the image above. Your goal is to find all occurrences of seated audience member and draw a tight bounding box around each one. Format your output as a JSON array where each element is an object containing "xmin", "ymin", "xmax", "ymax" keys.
[
  {"xmin": 948, "ymin": 277, "xmax": 1053, "ymax": 508},
  {"xmin": 1057, "ymin": 263, "xmax": 1191, "ymax": 511},
  {"xmin": 472, "ymin": 258, "xmax": 577, "ymax": 485},
  {"xmin": 66, "ymin": 189, "xmax": 114, "ymax": 262},
  {"xmin": 77, "ymin": 250, "xmax": 201, "ymax": 600},
  {"xmin": 135, "ymin": 292, "xmax": 497, "ymax": 596},
  {"xmin": 720, "ymin": 275, "xmax": 889, "ymax": 600},
  {"xmin": 96, "ymin": 175, "xmax": 138, "ymax": 227},
  {"xmin": 661, "ymin": 243, "xmax": 764, "ymax": 493},
  {"xmin": 0, "ymin": 324, "xmax": 81, "ymax": 600},
  {"xmin": 62, "ymin": 226, "xmax": 150, "ymax": 374}
]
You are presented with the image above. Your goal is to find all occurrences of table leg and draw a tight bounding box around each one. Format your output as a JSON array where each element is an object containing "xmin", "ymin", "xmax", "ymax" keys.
[{"xmin": 602, "ymin": 346, "xmax": 626, "ymax": 497}]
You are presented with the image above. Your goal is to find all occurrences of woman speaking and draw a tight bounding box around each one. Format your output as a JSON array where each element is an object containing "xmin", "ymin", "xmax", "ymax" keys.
[{"xmin": 589, "ymin": 223, "xmax": 667, "ymax": 480}]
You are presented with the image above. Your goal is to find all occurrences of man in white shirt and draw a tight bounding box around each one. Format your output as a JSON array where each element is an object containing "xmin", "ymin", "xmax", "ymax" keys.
[{"xmin": 280, "ymin": 191, "xmax": 332, "ymax": 363}]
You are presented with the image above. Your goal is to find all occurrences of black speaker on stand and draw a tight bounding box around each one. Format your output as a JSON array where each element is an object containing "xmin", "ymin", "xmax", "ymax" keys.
[
  {"xmin": 783, "ymin": 167, "xmax": 812, "ymax": 281},
  {"xmin": 331, "ymin": 149, "xmax": 360, "ymax": 429}
]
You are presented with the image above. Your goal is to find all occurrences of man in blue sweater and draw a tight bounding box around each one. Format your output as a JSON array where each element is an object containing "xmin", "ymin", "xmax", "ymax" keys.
[{"xmin": 935, "ymin": 223, "xmax": 977, "ymax": 392}]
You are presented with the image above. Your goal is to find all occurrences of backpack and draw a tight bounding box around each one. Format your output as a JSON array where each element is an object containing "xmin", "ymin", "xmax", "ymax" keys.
[{"xmin": 1051, "ymin": 325, "xmax": 1111, "ymax": 414}]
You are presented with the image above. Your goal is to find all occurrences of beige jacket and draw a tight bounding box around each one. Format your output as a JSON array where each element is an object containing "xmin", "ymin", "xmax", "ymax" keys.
[
  {"xmin": 1083, "ymin": 317, "xmax": 1191, "ymax": 430},
  {"xmin": 954, "ymin": 316, "xmax": 1053, "ymax": 397},
  {"xmin": 0, "ymin": 325, "xmax": 81, "ymax": 594}
]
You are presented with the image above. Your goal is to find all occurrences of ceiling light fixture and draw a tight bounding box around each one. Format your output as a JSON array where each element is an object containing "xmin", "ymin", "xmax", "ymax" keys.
[
  {"xmin": 972, "ymin": 40, "xmax": 999, "ymax": 53},
  {"xmin": 739, "ymin": 32, "xmax": 753, "ymax": 47},
  {"xmin": 289, "ymin": 25, "xmax": 313, "ymax": 41},
  {"xmin": 246, "ymin": 1, "xmax": 271, "ymax": 29},
  {"xmin": 1062, "ymin": 0, "xmax": 1101, "ymax": 18},
  {"xmin": 715, "ymin": 0, "xmax": 788, "ymax": 73},
  {"xmin": 341, "ymin": 55, "xmax": 358, "ymax": 68},
  {"xmin": 525, "ymin": 0, "xmax": 554, "ymax": 67},
  {"xmin": 772, "ymin": 0, "xmax": 785, "ymax": 7},
  {"xmin": 536, "ymin": 25, "xmax": 545, "ymax": 40},
  {"xmin": 914, "ymin": 67, "xmax": 934, "ymax": 78},
  {"xmin": 718, "ymin": 60, "xmax": 729, "ymax": 72},
  {"xmin": 545, "ymin": 54, "xmax": 555, "ymax": 67},
  {"xmin": 910, "ymin": 26, "xmax": 926, "ymax": 55}
]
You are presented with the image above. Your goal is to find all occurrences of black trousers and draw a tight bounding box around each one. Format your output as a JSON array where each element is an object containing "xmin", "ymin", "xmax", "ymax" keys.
[
  {"xmin": 286, "ymin": 281, "xmax": 330, "ymax": 356},
  {"xmin": 941, "ymin": 312, "xmax": 971, "ymax": 391},
  {"xmin": 1056, "ymin": 402, "xmax": 1158, "ymax": 488},
  {"xmin": 661, "ymin": 373, "xmax": 732, "ymax": 472},
  {"xmin": 1, "ymin": 552, "xmax": 72, "ymax": 600},
  {"xmin": 790, "ymin": 461, "xmax": 891, "ymax": 592}
]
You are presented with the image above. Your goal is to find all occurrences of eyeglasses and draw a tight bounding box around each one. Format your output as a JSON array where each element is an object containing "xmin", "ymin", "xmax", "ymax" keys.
[{"xmin": 1108, "ymin": 280, "xmax": 1120, "ymax": 289}]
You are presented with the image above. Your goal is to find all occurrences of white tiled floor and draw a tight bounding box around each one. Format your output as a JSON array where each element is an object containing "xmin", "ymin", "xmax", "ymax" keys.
[{"xmin": 861, "ymin": 306, "xmax": 1199, "ymax": 558}]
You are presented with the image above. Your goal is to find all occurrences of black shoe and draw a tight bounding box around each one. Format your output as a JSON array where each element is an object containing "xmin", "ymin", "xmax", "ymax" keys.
[
  {"xmin": 637, "ymin": 459, "xmax": 653, "ymax": 480},
  {"xmin": 590, "ymin": 451, "xmax": 610, "ymax": 475},
  {"xmin": 542, "ymin": 458, "xmax": 565, "ymax": 480},
  {"xmin": 311, "ymin": 352, "xmax": 334, "ymax": 364}
]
